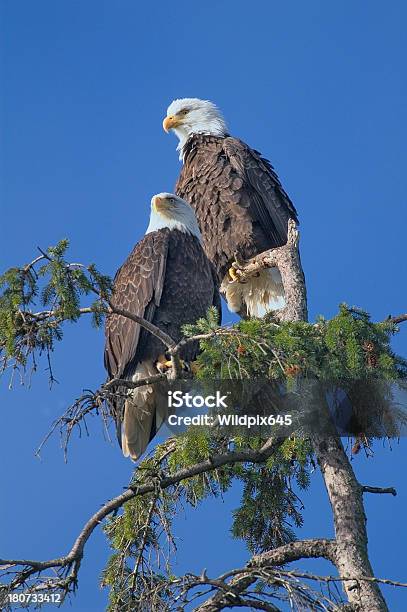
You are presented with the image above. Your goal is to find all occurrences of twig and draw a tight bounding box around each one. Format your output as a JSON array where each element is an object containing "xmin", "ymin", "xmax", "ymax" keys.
[
  {"xmin": 103, "ymin": 374, "xmax": 167, "ymax": 390},
  {"xmin": 22, "ymin": 254, "xmax": 47, "ymax": 273},
  {"xmin": 386, "ymin": 314, "xmax": 407, "ymax": 326},
  {"xmin": 361, "ymin": 485, "xmax": 397, "ymax": 496},
  {"xmin": 0, "ymin": 439, "xmax": 282, "ymax": 597},
  {"xmin": 274, "ymin": 568, "xmax": 407, "ymax": 589},
  {"xmin": 109, "ymin": 305, "xmax": 175, "ymax": 350}
]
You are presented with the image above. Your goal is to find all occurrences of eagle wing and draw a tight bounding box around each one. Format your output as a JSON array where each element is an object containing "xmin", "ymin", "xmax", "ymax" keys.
[
  {"xmin": 222, "ymin": 137, "xmax": 298, "ymax": 247},
  {"xmin": 104, "ymin": 230, "xmax": 170, "ymax": 380},
  {"xmin": 176, "ymin": 135, "xmax": 298, "ymax": 280}
]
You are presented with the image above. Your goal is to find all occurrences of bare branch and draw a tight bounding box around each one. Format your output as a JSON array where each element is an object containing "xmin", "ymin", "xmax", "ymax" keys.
[
  {"xmin": 108, "ymin": 304, "xmax": 176, "ymax": 349},
  {"xmin": 385, "ymin": 313, "xmax": 407, "ymax": 326},
  {"xmin": 227, "ymin": 219, "xmax": 307, "ymax": 322},
  {"xmin": 28, "ymin": 307, "xmax": 94, "ymax": 320},
  {"xmin": 361, "ymin": 485, "xmax": 397, "ymax": 496},
  {"xmin": 275, "ymin": 568, "xmax": 407, "ymax": 589},
  {"xmin": 22, "ymin": 254, "xmax": 47, "ymax": 273},
  {"xmin": 192, "ymin": 564, "xmax": 407, "ymax": 612},
  {"xmin": 250, "ymin": 539, "xmax": 336, "ymax": 567},
  {"xmin": 103, "ymin": 374, "xmax": 167, "ymax": 391},
  {"xmin": 0, "ymin": 439, "xmax": 283, "ymax": 599},
  {"xmin": 197, "ymin": 539, "xmax": 336, "ymax": 611},
  {"xmin": 29, "ymin": 303, "xmax": 176, "ymax": 350}
]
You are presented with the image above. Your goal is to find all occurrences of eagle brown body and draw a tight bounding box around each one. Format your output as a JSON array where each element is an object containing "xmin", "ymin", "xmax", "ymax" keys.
[
  {"xmin": 105, "ymin": 224, "xmax": 220, "ymax": 460},
  {"xmin": 176, "ymin": 134, "xmax": 298, "ymax": 286},
  {"xmin": 163, "ymin": 97, "xmax": 299, "ymax": 316}
]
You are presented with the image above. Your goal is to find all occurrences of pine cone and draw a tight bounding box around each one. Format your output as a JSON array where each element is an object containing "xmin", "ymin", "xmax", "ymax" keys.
[
  {"xmin": 362, "ymin": 340, "xmax": 378, "ymax": 368},
  {"xmin": 285, "ymin": 364, "xmax": 302, "ymax": 377}
]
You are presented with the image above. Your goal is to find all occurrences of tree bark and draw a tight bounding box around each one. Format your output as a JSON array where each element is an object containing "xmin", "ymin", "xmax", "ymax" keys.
[
  {"xmin": 232, "ymin": 219, "xmax": 308, "ymax": 322},
  {"xmin": 313, "ymin": 434, "xmax": 388, "ymax": 610},
  {"xmin": 240, "ymin": 222, "xmax": 389, "ymax": 610}
]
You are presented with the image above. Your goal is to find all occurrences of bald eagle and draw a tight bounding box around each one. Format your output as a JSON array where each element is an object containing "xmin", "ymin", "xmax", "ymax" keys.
[
  {"xmin": 163, "ymin": 98, "xmax": 298, "ymax": 318},
  {"xmin": 104, "ymin": 193, "xmax": 220, "ymax": 460}
]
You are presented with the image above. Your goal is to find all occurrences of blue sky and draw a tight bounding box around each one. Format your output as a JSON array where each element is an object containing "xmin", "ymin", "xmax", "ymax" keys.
[{"xmin": 1, "ymin": 1, "xmax": 406, "ymax": 610}]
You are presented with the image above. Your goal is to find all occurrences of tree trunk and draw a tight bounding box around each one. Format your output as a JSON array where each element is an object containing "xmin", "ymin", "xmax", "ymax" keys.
[
  {"xmin": 243, "ymin": 223, "xmax": 389, "ymax": 610},
  {"xmin": 313, "ymin": 435, "xmax": 388, "ymax": 610}
]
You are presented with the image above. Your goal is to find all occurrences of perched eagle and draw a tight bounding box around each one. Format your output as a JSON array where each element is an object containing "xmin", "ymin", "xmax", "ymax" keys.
[
  {"xmin": 104, "ymin": 193, "xmax": 220, "ymax": 460},
  {"xmin": 163, "ymin": 98, "xmax": 298, "ymax": 317}
]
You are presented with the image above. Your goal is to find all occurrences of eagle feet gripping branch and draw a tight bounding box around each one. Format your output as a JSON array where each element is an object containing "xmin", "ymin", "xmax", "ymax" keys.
[
  {"xmin": 227, "ymin": 252, "xmax": 262, "ymax": 284},
  {"xmin": 221, "ymin": 250, "xmax": 284, "ymax": 319},
  {"xmin": 227, "ymin": 265, "xmax": 241, "ymax": 284},
  {"xmin": 155, "ymin": 354, "xmax": 177, "ymax": 373},
  {"xmin": 155, "ymin": 354, "xmax": 196, "ymax": 374}
]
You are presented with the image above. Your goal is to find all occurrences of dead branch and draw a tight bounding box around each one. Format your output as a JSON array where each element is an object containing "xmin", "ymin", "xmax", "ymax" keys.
[
  {"xmin": 385, "ymin": 313, "xmax": 407, "ymax": 325},
  {"xmin": 0, "ymin": 438, "xmax": 283, "ymax": 603},
  {"xmin": 229, "ymin": 219, "xmax": 307, "ymax": 322},
  {"xmin": 196, "ymin": 539, "xmax": 336, "ymax": 611},
  {"xmin": 273, "ymin": 569, "xmax": 407, "ymax": 589},
  {"xmin": 361, "ymin": 485, "xmax": 397, "ymax": 496},
  {"xmin": 192, "ymin": 564, "xmax": 407, "ymax": 612},
  {"xmin": 108, "ymin": 304, "xmax": 176, "ymax": 350},
  {"xmin": 250, "ymin": 538, "xmax": 337, "ymax": 567}
]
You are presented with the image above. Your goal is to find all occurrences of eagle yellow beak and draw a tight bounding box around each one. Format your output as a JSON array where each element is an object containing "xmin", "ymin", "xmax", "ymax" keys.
[
  {"xmin": 163, "ymin": 115, "xmax": 181, "ymax": 132},
  {"xmin": 152, "ymin": 195, "xmax": 169, "ymax": 213}
]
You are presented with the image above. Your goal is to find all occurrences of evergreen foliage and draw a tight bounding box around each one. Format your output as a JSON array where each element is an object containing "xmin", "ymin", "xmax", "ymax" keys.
[
  {"xmin": 102, "ymin": 306, "xmax": 407, "ymax": 609},
  {"xmin": 0, "ymin": 240, "xmax": 112, "ymax": 376},
  {"xmin": 1, "ymin": 245, "xmax": 406, "ymax": 609},
  {"xmin": 187, "ymin": 304, "xmax": 406, "ymax": 384}
]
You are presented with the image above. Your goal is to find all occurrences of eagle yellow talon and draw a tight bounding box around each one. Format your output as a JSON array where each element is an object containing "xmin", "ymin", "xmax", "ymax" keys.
[
  {"xmin": 156, "ymin": 355, "xmax": 190, "ymax": 373},
  {"xmin": 156, "ymin": 355, "xmax": 174, "ymax": 372},
  {"xmin": 228, "ymin": 264, "xmax": 248, "ymax": 284},
  {"xmin": 228, "ymin": 266, "xmax": 241, "ymax": 283}
]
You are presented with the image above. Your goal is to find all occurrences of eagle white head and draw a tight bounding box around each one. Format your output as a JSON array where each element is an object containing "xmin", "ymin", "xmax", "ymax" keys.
[
  {"xmin": 163, "ymin": 98, "xmax": 227, "ymax": 159},
  {"xmin": 146, "ymin": 193, "xmax": 202, "ymax": 240}
]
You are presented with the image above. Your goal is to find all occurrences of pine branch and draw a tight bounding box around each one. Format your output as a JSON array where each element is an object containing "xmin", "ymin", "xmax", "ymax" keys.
[
  {"xmin": 0, "ymin": 438, "xmax": 283, "ymax": 603},
  {"xmin": 195, "ymin": 539, "xmax": 336, "ymax": 611},
  {"xmin": 385, "ymin": 313, "xmax": 407, "ymax": 325},
  {"xmin": 272, "ymin": 568, "xmax": 407, "ymax": 589}
]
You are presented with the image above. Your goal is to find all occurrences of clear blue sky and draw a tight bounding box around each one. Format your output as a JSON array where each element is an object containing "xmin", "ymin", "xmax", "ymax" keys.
[{"xmin": 1, "ymin": 1, "xmax": 406, "ymax": 610}]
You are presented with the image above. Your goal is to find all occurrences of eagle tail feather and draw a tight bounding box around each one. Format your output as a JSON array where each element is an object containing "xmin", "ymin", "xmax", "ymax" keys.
[
  {"xmin": 121, "ymin": 361, "xmax": 167, "ymax": 461},
  {"xmin": 222, "ymin": 268, "xmax": 285, "ymax": 318}
]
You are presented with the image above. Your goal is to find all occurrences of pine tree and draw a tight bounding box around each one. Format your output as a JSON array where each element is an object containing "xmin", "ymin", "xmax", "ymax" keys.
[{"xmin": 0, "ymin": 240, "xmax": 406, "ymax": 611}]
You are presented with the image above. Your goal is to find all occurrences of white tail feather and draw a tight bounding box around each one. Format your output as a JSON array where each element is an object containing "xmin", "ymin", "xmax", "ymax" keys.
[
  {"xmin": 222, "ymin": 267, "xmax": 285, "ymax": 318},
  {"xmin": 121, "ymin": 361, "xmax": 167, "ymax": 461}
]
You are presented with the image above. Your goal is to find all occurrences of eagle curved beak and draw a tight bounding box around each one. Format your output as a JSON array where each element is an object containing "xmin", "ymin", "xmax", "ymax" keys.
[
  {"xmin": 152, "ymin": 195, "xmax": 168, "ymax": 213},
  {"xmin": 163, "ymin": 115, "xmax": 181, "ymax": 132}
]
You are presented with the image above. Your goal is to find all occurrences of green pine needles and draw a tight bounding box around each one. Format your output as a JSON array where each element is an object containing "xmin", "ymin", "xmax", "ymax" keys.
[
  {"xmin": 1, "ymin": 242, "xmax": 407, "ymax": 610},
  {"xmin": 186, "ymin": 304, "xmax": 406, "ymax": 384},
  {"xmin": 0, "ymin": 239, "xmax": 112, "ymax": 377}
]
